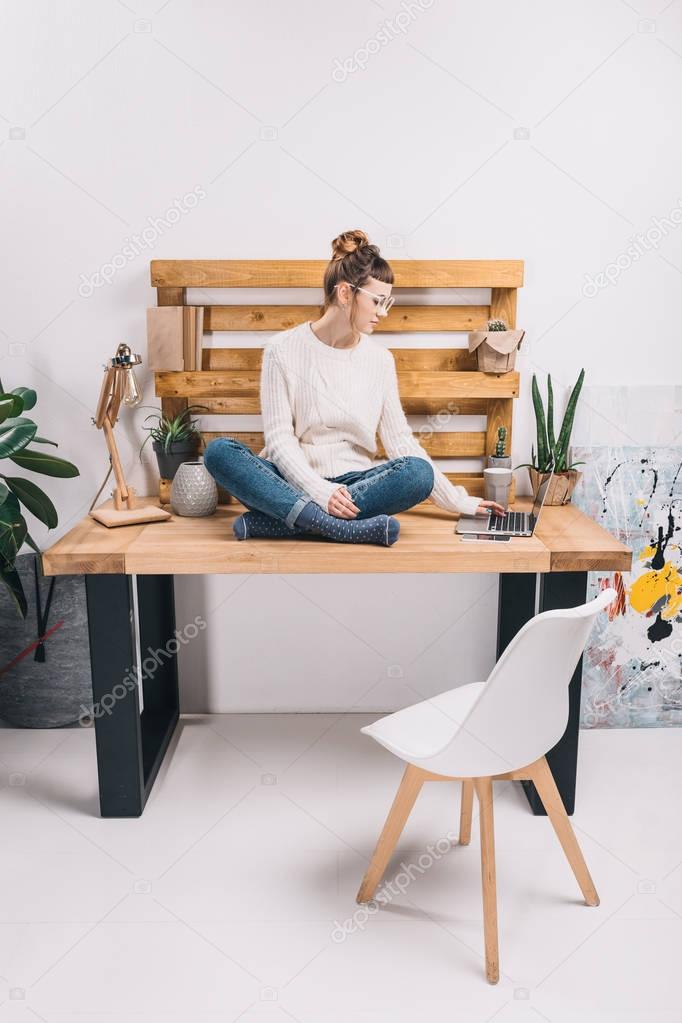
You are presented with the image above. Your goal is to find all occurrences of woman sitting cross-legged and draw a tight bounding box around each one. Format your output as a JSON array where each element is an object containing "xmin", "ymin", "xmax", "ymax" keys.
[{"xmin": 203, "ymin": 229, "xmax": 505, "ymax": 547}]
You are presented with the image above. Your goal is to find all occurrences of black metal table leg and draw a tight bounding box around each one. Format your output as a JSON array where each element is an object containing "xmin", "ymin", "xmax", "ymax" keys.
[
  {"xmin": 497, "ymin": 571, "xmax": 588, "ymax": 817},
  {"xmin": 85, "ymin": 574, "xmax": 179, "ymax": 817}
]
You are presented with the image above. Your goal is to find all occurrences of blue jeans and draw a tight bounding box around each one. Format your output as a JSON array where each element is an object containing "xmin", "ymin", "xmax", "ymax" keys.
[{"xmin": 203, "ymin": 437, "xmax": 435, "ymax": 528}]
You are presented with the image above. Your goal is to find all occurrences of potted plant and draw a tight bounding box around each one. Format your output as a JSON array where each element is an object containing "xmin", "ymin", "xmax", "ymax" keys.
[
  {"xmin": 469, "ymin": 318, "xmax": 525, "ymax": 374},
  {"xmin": 139, "ymin": 404, "xmax": 206, "ymax": 480},
  {"xmin": 0, "ymin": 379, "xmax": 87, "ymax": 728},
  {"xmin": 515, "ymin": 369, "xmax": 586, "ymax": 505},
  {"xmin": 488, "ymin": 426, "xmax": 511, "ymax": 469}
]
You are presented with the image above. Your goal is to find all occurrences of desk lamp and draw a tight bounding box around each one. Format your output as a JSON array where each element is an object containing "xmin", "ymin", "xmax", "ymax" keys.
[{"xmin": 90, "ymin": 343, "xmax": 171, "ymax": 528}]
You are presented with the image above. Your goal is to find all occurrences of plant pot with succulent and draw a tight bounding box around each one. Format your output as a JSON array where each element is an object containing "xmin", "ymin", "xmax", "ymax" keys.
[
  {"xmin": 488, "ymin": 425, "xmax": 511, "ymax": 469},
  {"xmin": 515, "ymin": 369, "xmax": 586, "ymax": 506},
  {"xmin": 0, "ymin": 379, "xmax": 86, "ymax": 728},
  {"xmin": 139, "ymin": 405, "xmax": 207, "ymax": 481},
  {"xmin": 469, "ymin": 319, "xmax": 525, "ymax": 375}
]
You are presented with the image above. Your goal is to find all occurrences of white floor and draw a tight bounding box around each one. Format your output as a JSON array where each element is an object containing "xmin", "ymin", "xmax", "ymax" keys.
[{"xmin": 0, "ymin": 717, "xmax": 680, "ymax": 1022}]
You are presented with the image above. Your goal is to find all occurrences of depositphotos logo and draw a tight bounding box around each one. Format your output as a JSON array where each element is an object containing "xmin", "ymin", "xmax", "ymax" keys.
[
  {"xmin": 331, "ymin": 0, "xmax": 435, "ymax": 81},
  {"xmin": 77, "ymin": 186, "xmax": 207, "ymax": 297},
  {"xmin": 79, "ymin": 615, "xmax": 206, "ymax": 723},
  {"xmin": 581, "ymin": 199, "xmax": 682, "ymax": 298}
]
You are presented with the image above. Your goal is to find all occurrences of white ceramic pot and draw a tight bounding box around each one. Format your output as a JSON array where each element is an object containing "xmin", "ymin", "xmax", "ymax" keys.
[{"xmin": 170, "ymin": 460, "xmax": 218, "ymax": 517}]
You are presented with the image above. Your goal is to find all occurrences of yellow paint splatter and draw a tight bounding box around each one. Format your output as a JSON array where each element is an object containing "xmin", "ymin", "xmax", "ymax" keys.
[
  {"xmin": 629, "ymin": 562, "xmax": 682, "ymax": 620},
  {"xmin": 639, "ymin": 543, "xmax": 681, "ymax": 561}
]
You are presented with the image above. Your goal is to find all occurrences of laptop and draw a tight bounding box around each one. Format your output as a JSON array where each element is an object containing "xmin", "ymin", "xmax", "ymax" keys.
[{"xmin": 456, "ymin": 464, "xmax": 555, "ymax": 537}]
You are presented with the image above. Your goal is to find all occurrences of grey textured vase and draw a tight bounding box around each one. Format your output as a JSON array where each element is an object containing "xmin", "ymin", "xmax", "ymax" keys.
[
  {"xmin": 0, "ymin": 554, "xmax": 93, "ymax": 728},
  {"xmin": 170, "ymin": 459, "xmax": 218, "ymax": 517}
]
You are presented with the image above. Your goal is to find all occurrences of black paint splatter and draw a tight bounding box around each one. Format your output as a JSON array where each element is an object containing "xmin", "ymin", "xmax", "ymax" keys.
[{"xmin": 648, "ymin": 613, "xmax": 673, "ymax": 643}]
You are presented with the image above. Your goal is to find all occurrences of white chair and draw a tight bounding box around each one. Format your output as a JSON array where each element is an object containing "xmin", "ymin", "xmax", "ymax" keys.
[{"xmin": 356, "ymin": 587, "xmax": 617, "ymax": 984}]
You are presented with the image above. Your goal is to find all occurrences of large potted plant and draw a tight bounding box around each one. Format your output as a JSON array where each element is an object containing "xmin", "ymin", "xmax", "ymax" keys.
[
  {"xmin": 515, "ymin": 369, "xmax": 586, "ymax": 505},
  {"xmin": 0, "ymin": 379, "xmax": 85, "ymax": 727},
  {"xmin": 139, "ymin": 404, "xmax": 206, "ymax": 480}
]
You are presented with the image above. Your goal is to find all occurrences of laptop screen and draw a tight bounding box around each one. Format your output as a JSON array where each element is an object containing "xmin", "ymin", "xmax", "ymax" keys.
[{"xmin": 531, "ymin": 466, "xmax": 555, "ymax": 521}]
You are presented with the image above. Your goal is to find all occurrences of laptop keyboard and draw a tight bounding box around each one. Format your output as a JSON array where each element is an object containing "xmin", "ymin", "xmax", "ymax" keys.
[{"xmin": 490, "ymin": 511, "xmax": 525, "ymax": 532}]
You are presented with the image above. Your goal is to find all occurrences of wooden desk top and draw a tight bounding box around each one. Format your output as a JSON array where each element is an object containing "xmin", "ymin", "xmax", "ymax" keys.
[{"xmin": 41, "ymin": 498, "xmax": 632, "ymax": 577}]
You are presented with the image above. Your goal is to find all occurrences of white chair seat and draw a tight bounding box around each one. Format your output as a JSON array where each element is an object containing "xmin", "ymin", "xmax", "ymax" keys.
[
  {"xmin": 356, "ymin": 589, "xmax": 617, "ymax": 984},
  {"xmin": 362, "ymin": 681, "xmax": 487, "ymax": 763}
]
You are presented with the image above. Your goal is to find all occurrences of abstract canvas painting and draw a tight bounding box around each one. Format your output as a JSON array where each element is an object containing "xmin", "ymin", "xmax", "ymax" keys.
[{"xmin": 572, "ymin": 446, "xmax": 682, "ymax": 728}]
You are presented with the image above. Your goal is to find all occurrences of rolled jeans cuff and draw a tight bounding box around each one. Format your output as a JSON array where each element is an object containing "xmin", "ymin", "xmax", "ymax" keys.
[{"xmin": 285, "ymin": 495, "xmax": 312, "ymax": 529}]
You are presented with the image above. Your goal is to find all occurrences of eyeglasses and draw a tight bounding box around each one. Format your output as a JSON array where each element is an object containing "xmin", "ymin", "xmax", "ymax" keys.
[{"xmin": 336, "ymin": 284, "xmax": 395, "ymax": 313}]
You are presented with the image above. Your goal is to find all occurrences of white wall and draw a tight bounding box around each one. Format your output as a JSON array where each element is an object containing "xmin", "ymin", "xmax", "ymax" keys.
[{"xmin": 3, "ymin": 0, "xmax": 681, "ymax": 711}]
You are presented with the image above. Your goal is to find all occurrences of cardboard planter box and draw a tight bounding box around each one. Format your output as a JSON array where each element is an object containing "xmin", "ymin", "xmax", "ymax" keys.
[
  {"xmin": 469, "ymin": 328, "xmax": 525, "ymax": 374},
  {"xmin": 529, "ymin": 467, "xmax": 582, "ymax": 505}
]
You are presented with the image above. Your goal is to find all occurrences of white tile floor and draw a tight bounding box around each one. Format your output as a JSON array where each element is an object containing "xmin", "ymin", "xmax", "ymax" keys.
[{"xmin": 0, "ymin": 716, "xmax": 680, "ymax": 1022}]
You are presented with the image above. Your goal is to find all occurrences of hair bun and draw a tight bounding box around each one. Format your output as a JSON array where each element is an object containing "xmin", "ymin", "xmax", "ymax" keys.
[{"xmin": 331, "ymin": 229, "xmax": 370, "ymax": 261}]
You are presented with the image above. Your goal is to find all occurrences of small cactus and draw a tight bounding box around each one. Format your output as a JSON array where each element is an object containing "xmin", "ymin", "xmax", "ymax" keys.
[
  {"xmin": 487, "ymin": 318, "xmax": 508, "ymax": 331},
  {"xmin": 495, "ymin": 425, "xmax": 507, "ymax": 457}
]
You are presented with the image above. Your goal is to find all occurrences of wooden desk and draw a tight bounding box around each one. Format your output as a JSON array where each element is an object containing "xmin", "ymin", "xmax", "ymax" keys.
[{"xmin": 42, "ymin": 499, "xmax": 631, "ymax": 818}]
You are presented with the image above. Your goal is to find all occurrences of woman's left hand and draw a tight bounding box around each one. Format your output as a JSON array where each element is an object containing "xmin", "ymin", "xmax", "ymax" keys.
[{"xmin": 475, "ymin": 499, "xmax": 506, "ymax": 517}]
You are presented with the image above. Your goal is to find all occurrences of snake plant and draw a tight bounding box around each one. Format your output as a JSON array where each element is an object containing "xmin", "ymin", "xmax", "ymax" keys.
[{"xmin": 515, "ymin": 369, "xmax": 586, "ymax": 474}]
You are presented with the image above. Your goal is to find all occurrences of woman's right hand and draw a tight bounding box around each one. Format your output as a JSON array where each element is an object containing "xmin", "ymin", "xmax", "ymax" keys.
[{"xmin": 327, "ymin": 485, "xmax": 360, "ymax": 518}]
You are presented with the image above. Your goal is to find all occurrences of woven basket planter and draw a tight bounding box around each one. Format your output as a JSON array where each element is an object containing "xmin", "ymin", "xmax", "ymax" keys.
[
  {"xmin": 469, "ymin": 329, "xmax": 525, "ymax": 374},
  {"xmin": 529, "ymin": 467, "xmax": 582, "ymax": 506}
]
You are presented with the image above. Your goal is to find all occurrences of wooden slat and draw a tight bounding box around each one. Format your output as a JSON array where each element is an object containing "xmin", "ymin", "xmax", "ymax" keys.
[
  {"xmin": 156, "ymin": 370, "xmax": 519, "ymax": 402},
  {"xmin": 202, "ymin": 349, "xmax": 263, "ymax": 370},
  {"xmin": 204, "ymin": 305, "xmax": 490, "ymax": 333},
  {"xmin": 151, "ymin": 259, "xmax": 524, "ymax": 289},
  {"xmin": 187, "ymin": 396, "xmax": 488, "ymax": 415},
  {"xmin": 389, "ymin": 349, "xmax": 477, "ymax": 371},
  {"xmin": 485, "ymin": 290, "xmax": 517, "ymax": 465},
  {"xmin": 202, "ymin": 347, "xmax": 478, "ymax": 371},
  {"xmin": 157, "ymin": 287, "xmax": 188, "ymax": 434},
  {"xmin": 157, "ymin": 287, "xmax": 186, "ymax": 306},
  {"xmin": 199, "ymin": 430, "xmax": 487, "ymax": 459},
  {"xmin": 490, "ymin": 287, "xmax": 517, "ymax": 329}
]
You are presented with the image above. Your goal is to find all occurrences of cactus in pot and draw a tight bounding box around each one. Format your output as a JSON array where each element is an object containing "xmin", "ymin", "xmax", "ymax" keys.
[
  {"xmin": 469, "ymin": 318, "xmax": 525, "ymax": 374},
  {"xmin": 488, "ymin": 425, "xmax": 511, "ymax": 469}
]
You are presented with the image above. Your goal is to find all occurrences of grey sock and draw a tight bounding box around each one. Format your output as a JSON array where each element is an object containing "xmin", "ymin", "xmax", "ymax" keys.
[
  {"xmin": 293, "ymin": 502, "xmax": 400, "ymax": 547},
  {"xmin": 233, "ymin": 511, "xmax": 306, "ymax": 540}
]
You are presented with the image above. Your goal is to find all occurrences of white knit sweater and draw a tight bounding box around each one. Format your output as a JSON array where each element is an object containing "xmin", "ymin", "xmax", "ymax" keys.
[{"xmin": 258, "ymin": 320, "xmax": 482, "ymax": 517}]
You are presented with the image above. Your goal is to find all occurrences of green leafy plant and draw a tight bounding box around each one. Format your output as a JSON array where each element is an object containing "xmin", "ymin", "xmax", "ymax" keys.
[
  {"xmin": 494, "ymin": 426, "xmax": 507, "ymax": 458},
  {"xmin": 139, "ymin": 405, "xmax": 206, "ymax": 457},
  {"xmin": 515, "ymin": 370, "xmax": 586, "ymax": 474},
  {"xmin": 0, "ymin": 378, "xmax": 79, "ymax": 617},
  {"xmin": 487, "ymin": 318, "xmax": 508, "ymax": 331}
]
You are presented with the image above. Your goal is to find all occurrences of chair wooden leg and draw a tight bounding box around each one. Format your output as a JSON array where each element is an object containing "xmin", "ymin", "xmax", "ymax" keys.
[
  {"xmin": 459, "ymin": 780, "xmax": 474, "ymax": 845},
  {"xmin": 474, "ymin": 777, "xmax": 499, "ymax": 984},
  {"xmin": 357, "ymin": 764, "xmax": 424, "ymax": 904},
  {"xmin": 529, "ymin": 756, "xmax": 600, "ymax": 907}
]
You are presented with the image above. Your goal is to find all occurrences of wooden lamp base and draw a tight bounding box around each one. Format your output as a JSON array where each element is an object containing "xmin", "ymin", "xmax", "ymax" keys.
[{"xmin": 90, "ymin": 486, "xmax": 172, "ymax": 529}]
